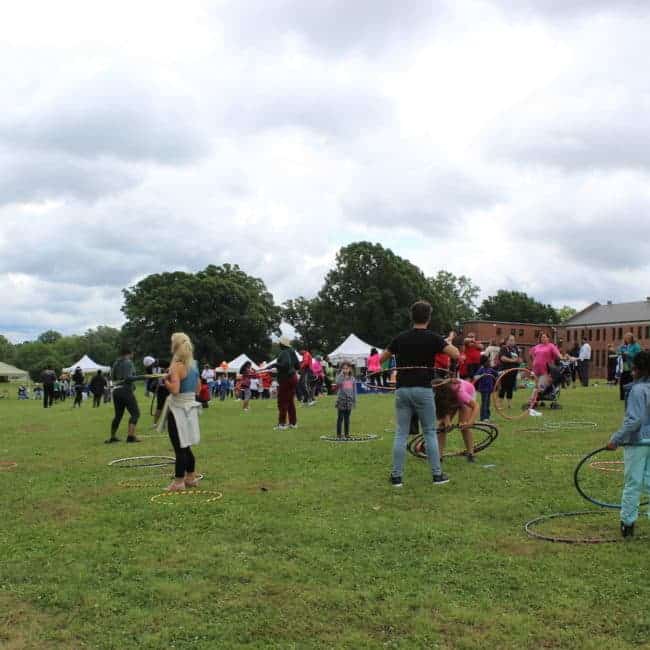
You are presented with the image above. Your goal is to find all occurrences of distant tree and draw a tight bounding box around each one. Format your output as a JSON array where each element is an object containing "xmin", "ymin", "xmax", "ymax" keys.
[
  {"xmin": 313, "ymin": 242, "xmax": 437, "ymax": 349},
  {"xmin": 477, "ymin": 290, "xmax": 559, "ymax": 324},
  {"xmin": 557, "ymin": 305, "xmax": 577, "ymax": 323},
  {"xmin": 428, "ymin": 271, "xmax": 479, "ymax": 332},
  {"xmin": 78, "ymin": 326, "xmax": 122, "ymax": 365},
  {"xmin": 37, "ymin": 330, "xmax": 63, "ymax": 345},
  {"xmin": 0, "ymin": 335, "xmax": 15, "ymax": 364},
  {"xmin": 121, "ymin": 264, "xmax": 281, "ymax": 363},
  {"xmin": 282, "ymin": 298, "xmax": 325, "ymax": 351},
  {"xmin": 13, "ymin": 342, "xmax": 65, "ymax": 380}
]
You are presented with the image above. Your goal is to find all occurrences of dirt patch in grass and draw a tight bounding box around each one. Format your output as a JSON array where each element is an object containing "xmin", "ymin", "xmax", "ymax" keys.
[
  {"xmin": 19, "ymin": 424, "xmax": 50, "ymax": 433},
  {"xmin": 0, "ymin": 593, "xmax": 69, "ymax": 649}
]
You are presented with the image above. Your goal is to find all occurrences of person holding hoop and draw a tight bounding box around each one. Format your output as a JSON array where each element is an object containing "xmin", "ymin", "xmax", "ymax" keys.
[
  {"xmin": 606, "ymin": 350, "xmax": 650, "ymax": 537},
  {"xmin": 160, "ymin": 333, "xmax": 202, "ymax": 492},
  {"xmin": 497, "ymin": 335, "xmax": 521, "ymax": 408},
  {"xmin": 380, "ymin": 300, "xmax": 459, "ymax": 487},
  {"xmin": 106, "ymin": 348, "xmax": 140, "ymax": 444}
]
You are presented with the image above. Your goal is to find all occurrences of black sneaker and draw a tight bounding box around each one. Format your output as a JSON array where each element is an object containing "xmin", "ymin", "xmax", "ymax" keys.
[
  {"xmin": 433, "ymin": 473, "xmax": 450, "ymax": 485},
  {"xmin": 466, "ymin": 453, "xmax": 476, "ymax": 463},
  {"xmin": 104, "ymin": 437, "xmax": 120, "ymax": 444},
  {"xmin": 126, "ymin": 436, "xmax": 141, "ymax": 443},
  {"xmin": 390, "ymin": 475, "xmax": 403, "ymax": 488},
  {"xmin": 621, "ymin": 522, "xmax": 635, "ymax": 538}
]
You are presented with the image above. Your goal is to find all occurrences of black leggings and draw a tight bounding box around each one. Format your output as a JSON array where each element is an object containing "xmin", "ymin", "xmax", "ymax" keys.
[
  {"xmin": 168, "ymin": 412, "xmax": 196, "ymax": 478},
  {"xmin": 74, "ymin": 386, "xmax": 83, "ymax": 407},
  {"xmin": 111, "ymin": 388, "xmax": 140, "ymax": 435},
  {"xmin": 336, "ymin": 409, "xmax": 351, "ymax": 436},
  {"xmin": 92, "ymin": 394, "xmax": 101, "ymax": 408},
  {"xmin": 620, "ymin": 371, "xmax": 633, "ymax": 401},
  {"xmin": 498, "ymin": 370, "xmax": 517, "ymax": 400}
]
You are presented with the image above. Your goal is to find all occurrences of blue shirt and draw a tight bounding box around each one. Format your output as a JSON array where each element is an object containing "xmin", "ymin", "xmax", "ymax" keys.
[
  {"xmin": 474, "ymin": 367, "xmax": 498, "ymax": 393},
  {"xmin": 610, "ymin": 378, "xmax": 650, "ymax": 446},
  {"xmin": 180, "ymin": 363, "xmax": 199, "ymax": 394}
]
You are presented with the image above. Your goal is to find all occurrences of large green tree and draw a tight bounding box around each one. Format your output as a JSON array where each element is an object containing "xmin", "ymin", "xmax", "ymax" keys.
[
  {"xmin": 281, "ymin": 298, "xmax": 325, "ymax": 352},
  {"xmin": 477, "ymin": 290, "xmax": 559, "ymax": 324},
  {"xmin": 37, "ymin": 330, "xmax": 63, "ymax": 345},
  {"xmin": 428, "ymin": 270, "xmax": 479, "ymax": 332},
  {"xmin": 121, "ymin": 264, "xmax": 281, "ymax": 363},
  {"xmin": 0, "ymin": 335, "xmax": 15, "ymax": 364},
  {"xmin": 312, "ymin": 242, "xmax": 437, "ymax": 349}
]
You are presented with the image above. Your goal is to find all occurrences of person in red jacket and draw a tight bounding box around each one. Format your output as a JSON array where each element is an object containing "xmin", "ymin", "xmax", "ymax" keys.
[
  {"xmin": 462, "ymin": 332, "xmax": 483, "ymax": 379},
  {"xmin": 197, "ymin": 377, "xmax": 211, "ymax": 409}
]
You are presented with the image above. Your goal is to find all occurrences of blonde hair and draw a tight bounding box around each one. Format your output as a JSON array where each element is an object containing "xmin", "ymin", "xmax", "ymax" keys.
[{"xmin": 171, "ymin": 332, "xmax": 194, "ymax": 367}]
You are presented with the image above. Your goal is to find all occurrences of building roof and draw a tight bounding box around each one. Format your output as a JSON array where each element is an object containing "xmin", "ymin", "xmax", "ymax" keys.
[
  {"xmin": 563, "ymin": 300, "xmax": 650, "ymax": 326},
  {"xmin": 462, "ymin": 320, "xmax": 556, "ymax": 327}
]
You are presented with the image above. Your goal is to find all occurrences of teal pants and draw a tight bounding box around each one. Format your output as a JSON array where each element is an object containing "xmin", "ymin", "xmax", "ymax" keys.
[{"xmin": 621, "ymin": 444, "xmax": 650, "ymax": 525}]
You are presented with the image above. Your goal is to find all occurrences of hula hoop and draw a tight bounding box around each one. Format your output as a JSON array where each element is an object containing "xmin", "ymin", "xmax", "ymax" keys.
[
  {"xmin": 492, "ymin": 368, "xmax": 538, "ymax": 421},
  {"xmin": 0, "ymin": 461, "xmax": 17, "ymax": 471},
  {"xmin": 524, "ymin": 510, "xmax": 646, "ymax": 544},
  {"xmin": 574, "ymin": 445, "xmax": 650, "ymax": 510},
  {"xmin": 150, "ymin": 490, "xmax": 223, "ymax": 504},
  {"xmin": 521, "ymin": 421, "xmax": 598, "ymax": 433},
  {"xmin": 589, "ymin": 460, "xmax": 624, "ymax": 473},
  {"xmin": 407, "ymin": 423, "xmax": 498, "ymax": 459},
  {"xmin": 320, "ymin": 434, "xmax": 380, "ymax": 443},
  {"xmin": 109, "ymin": 456, "xmax": 175, "ymax": 469},
  {"xmin": 545, "ymin": 453, "xmax": 583, "ymax": 460},
  {"xmin": 118, "ymin": 474, "xmax": 204, "ymax": 488}
]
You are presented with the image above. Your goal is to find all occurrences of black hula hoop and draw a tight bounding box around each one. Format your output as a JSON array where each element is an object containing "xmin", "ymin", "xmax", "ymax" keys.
[
  {"xmin": 574, "ymin": 445, "xmax": 650, "ymax": 510},
  {"xmin": 524, "ymin": 510, "xmax": 646, "ymax": 544},
  {"xmin": 320, "ymin": 434, "xmax": 380, "ymax": 443},
  {"xmin": 109, "ymin": 456, "xmax": 175, "ymax": 469},
  {"xmin": 407, "ymin": 423, "xmax": 498, "ymax": 459}
]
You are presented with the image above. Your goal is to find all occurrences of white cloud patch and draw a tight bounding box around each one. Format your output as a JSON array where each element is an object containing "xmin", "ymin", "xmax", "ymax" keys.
[{"xmin": 1, "ymin": 0, "xmax": 650, "ymax": 341}]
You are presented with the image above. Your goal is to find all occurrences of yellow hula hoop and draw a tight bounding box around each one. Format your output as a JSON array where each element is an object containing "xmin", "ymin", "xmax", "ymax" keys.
[{"xmin": 150, "ymin": 490, "xmax": 223, "ymax": 504}]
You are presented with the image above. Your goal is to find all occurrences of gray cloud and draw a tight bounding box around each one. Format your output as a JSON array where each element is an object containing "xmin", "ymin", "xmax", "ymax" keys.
[
  {"xmin": 221, "ymin": 0, "xmax": 443, "ymax": 55},
  {"xmin": 0, "ymin": 149, "xmax": 140, "ymax": 205},
  {"xmin": 491, "ymin": 0, "xmax": 649, "ymax": 18},
  {"xmin": 0, "ymin": 73, "xmax": 208, "ymax": 165}
]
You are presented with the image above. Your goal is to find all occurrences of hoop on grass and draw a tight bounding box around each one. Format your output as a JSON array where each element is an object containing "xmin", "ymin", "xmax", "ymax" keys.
[
  {"xmin": 574, "ymin": 445, "xmax": 650, "ymax": 510},
  {"xmin": 407, "ymin": 423, "xmax": 498, "ymax": 459},
  {"xmin": 524, "ymin": 510, "xmax": 647, "ymax": 544},
  {"xmin": 320, "ymin": 434, "xmax": 380, "ymax": 443},
  {"xmin": 589, "ymin": 460, "xmax": 624, "ymax": 473},
  {"xmin": 521, "ymin": 421, "xmax": 598, "ymax": 433},
  {"xmin": 118, "ymin": 474, "xmax": 204, "ymax": 488},
  {"xmin": 150, "ymin": 490, "xmax": 223, "ymax": 504},
  {"xmin": 493, "ymin": 368, "xmax": 538, "ymax": 421},
  {"xmin": 0, "ymin": 461, "xmax": 17, "ymax": 471},
  {"xmin": 108, "ymin": 456, "xmax": 175, "ymax": 469}
]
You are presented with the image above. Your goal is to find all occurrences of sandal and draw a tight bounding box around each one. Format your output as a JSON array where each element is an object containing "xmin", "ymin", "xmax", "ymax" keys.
[
  {"xmin": 185, "ymin": 474, "xmax": 203, "ymax": 488},
  {"xmin": 165, "ymin": 481, "xmax": 186, "ymax": 492}
]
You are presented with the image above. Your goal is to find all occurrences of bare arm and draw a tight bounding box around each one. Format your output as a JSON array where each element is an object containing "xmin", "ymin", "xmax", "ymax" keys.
[
  {"xmin": 164, "ymin": 362, "xmax": 188, "ymax": 396},
  {"xmin": 443, "ymin": 343, "xmax": 460, "ymax": 361}
]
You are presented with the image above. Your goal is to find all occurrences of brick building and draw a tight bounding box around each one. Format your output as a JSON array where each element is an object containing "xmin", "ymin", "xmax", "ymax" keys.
[
  {"xmin": 460, "ymin": 320, "xmax": 557, "ymax": 360},
  {"xmin": 560, "ymin": 300, "xmax": 650, "ymax": 378}
]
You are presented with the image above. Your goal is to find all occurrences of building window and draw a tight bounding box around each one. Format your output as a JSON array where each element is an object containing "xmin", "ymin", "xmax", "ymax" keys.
[
  {"xmin": 646, "ymin": 326, "xmax": 650, "ymax": 339},
  {"xmin": 511, "ymin": 328, "xmax": 516, "ymax": 336},
  {"xmin": 519, "ymin": 329, "xmax": 524, "ymax": 337},
  {"xmin": 639, "ymin": 326, "xmax": 643, "ymax": 340},
  {"xmin": 574, "ymin": 330, "xmax": 578, "ymax": 342},
  {"xmin": 596, "ymin": 329, "xmax": 600, "ymax": 341},
  {"xmin": 588, "ymin": 329, "xmax": 592, "ymax": 341},
  {"xmin": 534, "ymin": 329, "xmax": 540, "ymax": 339},
  {"xmin": 618, "ymin": 327, "xmax": 623, "ymax": 340},
  {"xmin": 496, "ymin": 327, "xmax": 502, "ymax": 336}
]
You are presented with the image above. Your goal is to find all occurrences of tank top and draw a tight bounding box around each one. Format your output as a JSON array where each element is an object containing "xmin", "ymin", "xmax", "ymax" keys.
[{"xmin": 180, "ymin": 363, "xmax": 199, "ymax": 394}]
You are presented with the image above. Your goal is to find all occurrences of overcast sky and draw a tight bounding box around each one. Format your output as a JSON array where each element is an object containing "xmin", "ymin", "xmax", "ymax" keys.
[{"xmin": 2, "ymin": 0, "xmax": 649, "ymax": 341}]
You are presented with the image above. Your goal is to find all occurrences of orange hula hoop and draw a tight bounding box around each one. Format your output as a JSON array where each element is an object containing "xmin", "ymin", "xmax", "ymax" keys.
[{"xmin": 492, "ymin": 367, "xmax": 538, "ymax": 421}]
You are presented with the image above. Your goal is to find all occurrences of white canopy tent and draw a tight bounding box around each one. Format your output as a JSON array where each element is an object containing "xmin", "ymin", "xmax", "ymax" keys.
[
  {"xmin": 328, "ymin": 334, "xmax": 381, "ymax": 368},
  {"xmin": 227, "ymin": 354, "xmax": 260, "ymax": 373},
  {"xmin": 63, "ymin": 354, "xmax": 111, "ymax": 374},
  {"xmin": 0, "ymin": 362, "xmax": 29, "ymax": 381}
]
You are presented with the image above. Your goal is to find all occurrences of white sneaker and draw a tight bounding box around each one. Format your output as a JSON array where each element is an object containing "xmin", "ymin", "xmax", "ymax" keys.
[
  {"xmin": 273, "ymin": 424, "xmax": 288, "ymax": 430},
  {"xmin": 289, "ymin": 424, "xmax": 298, "ymax": 429},
  {"xmin": 529, "ymin": 408, "xmax": 543, "ymax": 417},
  {"xmin": 308, "ymin": 401, "xmax": 316, "ymax": 407}
]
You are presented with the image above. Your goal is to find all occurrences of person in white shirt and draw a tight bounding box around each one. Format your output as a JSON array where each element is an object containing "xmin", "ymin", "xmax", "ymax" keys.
[
  {"xmin": 578, "ymin": 338, "xmax": 592, "ymax": 387},
  {"xmin": 201, "ymin": 364, "xmax": 216, "ymax": 394}
]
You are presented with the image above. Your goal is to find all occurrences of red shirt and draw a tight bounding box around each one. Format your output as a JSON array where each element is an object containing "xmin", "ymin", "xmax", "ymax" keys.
[
  {"xmin": 300, "ymin": 351, "xmax": 313, "ymax": 370},
  {"xmin": 434, "ymin": 352, "xmax": 450, "ymax": 369},
  {"xmin": 464, "ymin": 344, "xmax": 482, "ymax": 366},
  {"xmin": 199, "ymin": 384, "xmax": 210, "ymax": 401}
]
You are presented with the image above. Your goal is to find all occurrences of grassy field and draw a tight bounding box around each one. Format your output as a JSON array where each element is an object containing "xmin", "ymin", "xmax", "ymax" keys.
[{"xmin": 1, "ymin": 383, "xmax": 649, "ymax": 649}]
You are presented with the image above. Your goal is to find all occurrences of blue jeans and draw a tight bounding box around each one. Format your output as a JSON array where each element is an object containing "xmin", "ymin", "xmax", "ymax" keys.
[
  {"xmin": 480, "ymin": 391, "xmax": 491, "ymax": 421},
  {"xmin": 392, "ymin": 387, "xmax": 442, "ymax": 478},
  {"xmin": 621, "ymin": 444, "xmax": 650, "ymax": 525}
]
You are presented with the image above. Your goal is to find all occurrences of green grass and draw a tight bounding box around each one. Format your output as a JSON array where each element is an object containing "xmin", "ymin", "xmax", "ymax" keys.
[{"xmin": 1, "ymin": 384, "xmax": 649, "ymax": 649}]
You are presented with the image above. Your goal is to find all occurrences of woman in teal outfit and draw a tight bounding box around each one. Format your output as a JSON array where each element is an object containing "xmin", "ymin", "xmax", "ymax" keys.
[
  {"xmin": 607, "ymin": 351, "xmax": 650, "ymax": 537},
  {"xmin": 618, "ymin": 332, "xmax": 642, "ymax": 402}
]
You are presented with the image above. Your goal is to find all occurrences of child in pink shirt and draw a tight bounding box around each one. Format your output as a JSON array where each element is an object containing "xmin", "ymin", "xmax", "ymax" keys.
[{"xmin": 433, "ymin": 378, "xmax": 480, "ymax": 462}]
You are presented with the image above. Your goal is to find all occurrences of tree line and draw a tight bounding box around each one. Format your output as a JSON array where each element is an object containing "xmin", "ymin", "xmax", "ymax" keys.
[{"xmin": 1, "ymin": 241, "xmax": 576, "ymax": 379}]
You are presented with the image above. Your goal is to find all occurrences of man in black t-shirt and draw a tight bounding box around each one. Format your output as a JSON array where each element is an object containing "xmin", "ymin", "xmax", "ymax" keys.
[
  {"xmin": 497, "ymin": 335, "xmax": 521, "ymax": 405},
  {"xmin": 379, "ymin": 300, "xmax": 459, "ymax": 487},
  {"xmin": 41, "ymin": 366, "xmax": 57, "ymax": 408}
]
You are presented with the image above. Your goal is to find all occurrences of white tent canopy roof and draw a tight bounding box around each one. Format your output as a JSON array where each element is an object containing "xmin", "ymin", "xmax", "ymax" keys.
[
  {"xmin": 328, "ymin": 334, "xmax": 381, "ymax": 367},
  {"xmin": 227, "ymin": 354, "xmax": 259, "ymax": 373},
  {"xmin": 63, "ymin": 354, "xmax": 111, "ymax": 374},
  {"xmin": 0, "ymin": 361, "xmax": 29, "ymax": 380}
]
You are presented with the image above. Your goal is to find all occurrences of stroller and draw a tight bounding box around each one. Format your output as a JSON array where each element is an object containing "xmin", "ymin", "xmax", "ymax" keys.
[{"xmin": 534, "ymin": 362, "xmax": 571, "ymax": 409}]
